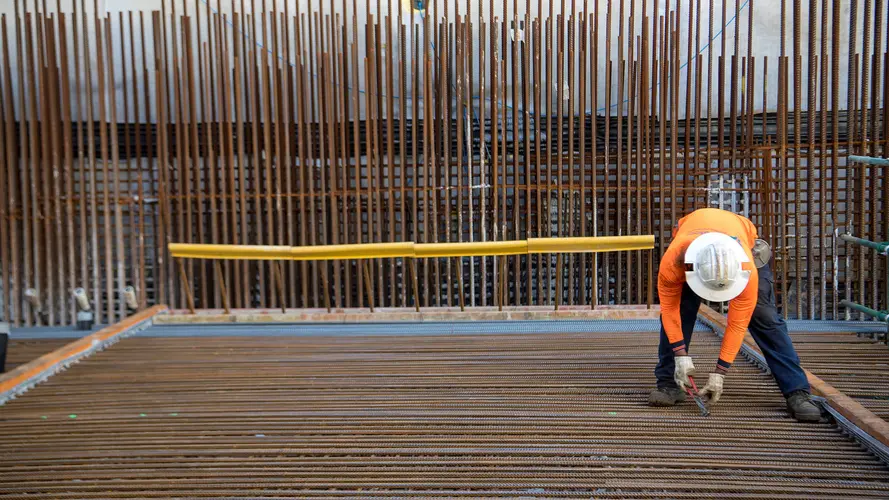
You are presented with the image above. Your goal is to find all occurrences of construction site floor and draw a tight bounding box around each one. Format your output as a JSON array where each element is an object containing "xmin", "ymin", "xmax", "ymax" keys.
[
  {"xmin": 788, "ymin": 324, "xmax": 889, "ymax": 422},
  {"xmin": 4, "ymin": 326, "xmax": 100, "ymax": 372},
  {"xmin": 5, "ymin": 339, "xmax": 72, "ymax": 372},
  {"xmin": 1, "ymin": 321, "xmax": 888, "ymax": 498}
]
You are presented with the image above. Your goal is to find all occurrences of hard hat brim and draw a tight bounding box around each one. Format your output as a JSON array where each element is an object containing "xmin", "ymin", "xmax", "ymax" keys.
[
  {"xmin": 686, "ymin": 269, "xmax": 752, "ymax": 302},
  {"xmin": 683, "ymin": 232, "xmax": 752, "ymax": 302}
]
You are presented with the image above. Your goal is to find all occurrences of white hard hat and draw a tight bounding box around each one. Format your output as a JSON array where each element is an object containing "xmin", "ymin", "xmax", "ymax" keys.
[{"xmin": 684, "ymin": 232, "xmax": 752, "ymax": 302}]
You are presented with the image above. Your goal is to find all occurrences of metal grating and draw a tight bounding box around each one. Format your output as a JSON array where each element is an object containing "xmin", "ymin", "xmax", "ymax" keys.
[{"xmin": 785, "ymin": 321, "xmax": 889, "ymax": 333}]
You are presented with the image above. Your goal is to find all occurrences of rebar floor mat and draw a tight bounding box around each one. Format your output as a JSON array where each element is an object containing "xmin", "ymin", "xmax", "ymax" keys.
[
  {"xmin": 790, "ymin": 330, "xmax": 889, "ymax": 421},
  {"xmin": 4, "ymin": 339, "xmax": 72, "ymax": 372},
  {"xmin": 1, "ymin": 328, "xmax": 888, "ymax": 498}
]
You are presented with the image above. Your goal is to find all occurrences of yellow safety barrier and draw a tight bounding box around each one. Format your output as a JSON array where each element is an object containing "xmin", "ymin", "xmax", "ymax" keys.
[
  {"xmin": 415, "ymin": 241, "xmax": 529, "ymax": 258},
  {"xmin": 290, "ymin": 242, "xmax": 415, "ymax": 261},
  {"xmin": 170, "ymin": 235, "xmax": 654, "ymax": 261},
  {"xmin": 168, "ymin": 236, "xmax": 655, "ymax": 314},
  {"xmin": 168, "ymin": 243, "xmax": 292, "ymax": 260},
  {"xmin": 527, "ymin": 235, "xmax": 655, "ymax": 254}
]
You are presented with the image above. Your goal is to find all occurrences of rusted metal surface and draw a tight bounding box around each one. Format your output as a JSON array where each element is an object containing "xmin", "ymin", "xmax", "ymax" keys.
[
  {"xmin": 790, "ymin": 328, "xmax": 889, "ymax": 422},
  {"xmin": 0, "ymin": 3, "xmax": 887, "ymax": 324},
  {"xmin": 1, "ymin": 323, "xmax": 889, "ymax": 497},
  {"xmin": 4, "ymin": 339, "xmax": 70, "ymax": 372}
]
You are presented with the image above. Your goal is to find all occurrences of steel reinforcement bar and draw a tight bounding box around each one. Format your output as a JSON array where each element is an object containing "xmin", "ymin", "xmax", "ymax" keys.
[
  {"xmin": 698, "ymin": 305, "xmax": 889, "ymax": 452},
  {"xmin": 0, "ymin": 305, "xmax": 167, "ymax": 405},
  {"xmin": 1, "ymin": 2, "xmax": 887, "ymax": 326},
  {"xmin": 2, "ymin": 319, "xmax": 889, "ymax": 497}
]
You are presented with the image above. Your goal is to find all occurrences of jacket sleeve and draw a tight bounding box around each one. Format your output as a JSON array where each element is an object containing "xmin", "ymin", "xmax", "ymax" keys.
[
  {"xmin": 716, "ymin": 267, "xmax": 759, "ymax": 373},
  {"xmin": 658, "ymin": 241, "xmax": 689, "ymax": 356}
]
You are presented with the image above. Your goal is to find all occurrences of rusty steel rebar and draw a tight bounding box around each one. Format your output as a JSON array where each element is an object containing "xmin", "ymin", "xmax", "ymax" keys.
[
  {"xmin": 2, "ymin": 325, "xmax": 889, "ymax": 496},
  {"xmin": 0, "ymin": 3, "xmax": 886, "ymax": 324}
]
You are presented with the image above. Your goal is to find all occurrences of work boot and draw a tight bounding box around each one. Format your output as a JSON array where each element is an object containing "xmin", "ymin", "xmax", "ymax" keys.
[
  {"xmin": 785, "ymin": 390, "xmax": 822, "ymax": 422},
  {"xmin": 648, "ymin": 387, "xmax": 687, "ymax": 407}
]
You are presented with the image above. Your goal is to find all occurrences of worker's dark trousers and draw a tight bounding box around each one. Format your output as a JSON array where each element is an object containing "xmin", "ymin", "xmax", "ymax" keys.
[{"xmin": 654, "ymin": 263, "xmax": 811, "ymax": 397}]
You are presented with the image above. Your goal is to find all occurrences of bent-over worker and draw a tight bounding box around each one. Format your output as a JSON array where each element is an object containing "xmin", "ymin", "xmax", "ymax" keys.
[{"xmin": 648, "ymin": 207, "xmax": 821, "ymax": 422}]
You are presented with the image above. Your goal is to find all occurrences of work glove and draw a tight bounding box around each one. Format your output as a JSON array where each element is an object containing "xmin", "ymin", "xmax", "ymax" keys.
[
  {"xmin": 698, "ymin": 373, "xmax": 725, "ymax": 405},
  {"xmin": 673, "ymin": 356, "xmax": 696, "ymax": 391}
]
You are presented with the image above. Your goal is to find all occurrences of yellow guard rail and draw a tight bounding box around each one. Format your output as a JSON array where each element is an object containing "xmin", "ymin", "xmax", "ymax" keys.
[{"xmin": 168, "ymin": 235, "xmax": 655, "ymax": 314}]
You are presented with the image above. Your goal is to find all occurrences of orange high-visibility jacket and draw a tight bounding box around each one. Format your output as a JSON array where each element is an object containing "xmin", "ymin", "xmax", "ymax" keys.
[{"xmin": 658, "ymin": 208, "xmax": 759, "ymax": 373}]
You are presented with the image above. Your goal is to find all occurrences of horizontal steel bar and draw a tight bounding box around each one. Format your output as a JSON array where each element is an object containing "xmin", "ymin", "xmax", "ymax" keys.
[
  {"xmin": 848, "ymin": 155, "xmax": 889, "ymax": 167},
  {"xmin": 0, "ymin": 305, "xmax": 168, "ymax": 404},
  {"xmin": 5, "ymin": 322, "xmax": 889, "ymax": 497},
  {"xmin": 812, "ymin": 395, "xmax": 889, "ymax": 465},
  {"xmin": 840, "ymin": 234, "xmax": 889, "ymax": 255},
  {"xmin": 839, "ymin": 300, "xmax": 889, "ymax": 323},
  {"xmin": 143, "ymin": 320, "xmax": 711, "ymax": 338}
]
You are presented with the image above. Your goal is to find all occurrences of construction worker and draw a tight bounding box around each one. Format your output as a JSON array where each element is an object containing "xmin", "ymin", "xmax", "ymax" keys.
[{"xmin": 648, "ymin": 207, "xmax": 821, "ymax": 422}]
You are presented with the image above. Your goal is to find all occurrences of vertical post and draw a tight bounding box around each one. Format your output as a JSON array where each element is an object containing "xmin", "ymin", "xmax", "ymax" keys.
[
  {"xmin": 495, "ymin": 255, "xmax": 500, "ymax": 311},
  {"xmin": 273, "ymin": 262, "xmax": 286, "ymax": 314},
  {"xmin": 555, "ymin": 253, "xmax": 563, "ymax": 311},
  {"xmin": 177, "ymin": 259, "xmax": 196, "ymax": 315},
  {"xmin": 320, "ymin": 261, "xmax": 332, "ymax": 313},
  {"xmin": 410, "ymin": 258, "xmax": 420, "ymax": 313},
  {"xmin": 214, "ymin": 261, "xmax": 231, "ymax": 315},
  {"xmin": 457, "ymin": 258, "xmax": 466, "ymax": 312},
  {"xmin": 497, "ymin": 255, "xmax": 507, "ymax": 311},
  {"xmin": 362, "ymin": 259, "xmax": 375, "ymax": 313}
]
